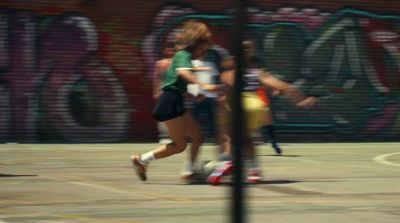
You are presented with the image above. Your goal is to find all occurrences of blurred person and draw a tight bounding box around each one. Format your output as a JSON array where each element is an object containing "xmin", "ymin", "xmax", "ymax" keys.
[
  {"xmin": 207, "ymin": 40, "xmax": 317, "ymax": 184},
  {"xmin": 183, "ymin": 51, "xmax": 221, "ymax": 180},
  {"xmin": 187, "ymin": 51, "xmax": 219, "ymax": 141},
  {"xmin": 131, "ymin": 20, "xmax": 220, "ymax": 182},
  {"xmin": 242, "ymin": 39, "xmax": 283, "ymax": 155},
  {"xmin": 153, "ymin": 41, "xmax": 175, "ymax": 144}
]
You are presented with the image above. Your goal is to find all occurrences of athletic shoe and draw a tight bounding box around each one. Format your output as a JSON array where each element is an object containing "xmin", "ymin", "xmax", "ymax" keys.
[
  {"xmin": 206, "ymin": 161, "xmax": 233, "ymax": 185},
  {"xmin": 131, "ymin": 155, "xmax": 147, "ymax": 181},
  {"xmin": 271, "ymin": 140, "xmax": 282, "ymax": 155},
  {"xmin": 247, "ymin": 168, "xmax": 262, "ymax": 183}
]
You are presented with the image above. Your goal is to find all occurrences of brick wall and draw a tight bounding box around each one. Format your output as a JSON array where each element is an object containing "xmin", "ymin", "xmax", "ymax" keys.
[{"xmin": 0, "ymin": 0, "xmax": 399, "ymax": 142}]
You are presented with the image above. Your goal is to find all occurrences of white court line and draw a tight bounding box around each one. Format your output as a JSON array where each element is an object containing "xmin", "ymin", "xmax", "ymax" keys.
[
  {"xmin": 42, "ymin": 175, "xmax": 194, "ymax": 203},
  {"xmin": 372, "ymin": 152, "xmax": 400, "ymax": 167},
  {"xmin": 269, "ymin": 156, "xmax": 324, "ymax": 164},
  {"xmin": 42, "ymin": 176, "xmax": 134, "ymax": 195},
  {"xmin": 64, "ymin": 180, "xmax": 133, "ymax": 195}
]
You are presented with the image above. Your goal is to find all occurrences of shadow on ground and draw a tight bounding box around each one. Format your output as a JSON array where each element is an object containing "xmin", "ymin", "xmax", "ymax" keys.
[{"xmin": 0, "ymin": 173, "xmax": 37, "ymax": 177}]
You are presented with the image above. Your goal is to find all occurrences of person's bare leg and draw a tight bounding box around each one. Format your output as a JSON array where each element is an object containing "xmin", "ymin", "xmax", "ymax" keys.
[
  {"xmin": 218, "ymin": 124, "xmax": 232, "ymax": 161},
  {"xmin": 245, "ymin": 129, "xmax": 262, "ymax": 183},
  {"xmin": 153, "ymin": 115, "xmax": 188, "ymax": 159},
  {"xmin": 265, "ymin": 110, "xmax": 273, "ymax": 125},
  {"xmin": 183, "ymin": 111, "xmax": 204, "ymax": 163},
  {"xmin": 131, "ymin": 115, "xmax": 188, "ymax": 181},
  {"xmin": 180, "ymin": 111, "xmax": 204, "ymax": 177},
  {"xmin": 244, "ymin": 130, "xmax": 256, "ymax": 158}
]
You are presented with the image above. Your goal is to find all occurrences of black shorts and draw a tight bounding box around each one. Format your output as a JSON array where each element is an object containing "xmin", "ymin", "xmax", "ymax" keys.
[{"xmin": 152, "ymin": 89, "xmax": 186, "ymax": 122}]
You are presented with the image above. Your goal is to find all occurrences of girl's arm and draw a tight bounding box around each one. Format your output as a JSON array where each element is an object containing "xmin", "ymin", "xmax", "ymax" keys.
[
  {"xmin": 152, "ymin": 61, "xmax": 163, "ymax": 99},
  {"xmin": 192, "ymin": 66, "xmax": 211, "ymax": 72},
  {"xmin": 178, "ymin": 69, "xmax": 219, "ymax": 92},
  {"xmin": 259, "ymin": 70, "xmax": 317, "ymax": 107},
  {"xmin": 258, "ymin": 70, "xmax": 291, "ymax": 91}
]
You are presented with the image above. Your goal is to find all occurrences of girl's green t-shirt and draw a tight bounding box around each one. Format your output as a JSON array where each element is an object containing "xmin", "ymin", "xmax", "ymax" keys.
[{"xmin": 161, "ymin": 50, "xmax": 193, "ymax": 93}]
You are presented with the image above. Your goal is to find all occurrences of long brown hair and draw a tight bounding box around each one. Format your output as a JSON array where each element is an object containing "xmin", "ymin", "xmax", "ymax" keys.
[{"xmin": 175, "ymin": 20, "xmax": 212, "ymax": 51}]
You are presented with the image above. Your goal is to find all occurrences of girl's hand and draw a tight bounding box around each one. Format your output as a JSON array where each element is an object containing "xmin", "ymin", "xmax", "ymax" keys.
[
  {"xmin": 193, "ymin": 66, "xmax": 211, "ymax": 71},
  {"xmin": 297, "ymin": 96, "xmax": 318, "ymax": 108},
  {"xmin": 200, "ymin": 84, "xmax": 222, "ymax": 92}
]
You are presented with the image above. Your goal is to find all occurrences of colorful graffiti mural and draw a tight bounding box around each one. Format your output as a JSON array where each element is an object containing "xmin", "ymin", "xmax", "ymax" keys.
[
  {"xmin": 144, "ymin": 6, "xmax": 400, "ymax": 141},
  {"xmin": 0, "ymin": 11, "xmax": 131, "ymax": 142},
  {"xmin": 0, "ymin": 4, "xmax": 399, "ymax": 142}
]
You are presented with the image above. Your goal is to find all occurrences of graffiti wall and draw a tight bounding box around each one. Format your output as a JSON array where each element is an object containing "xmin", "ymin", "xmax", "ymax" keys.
[{"xmin": 0, "ymin": 1, "xmax": 398, "ymax": 142}]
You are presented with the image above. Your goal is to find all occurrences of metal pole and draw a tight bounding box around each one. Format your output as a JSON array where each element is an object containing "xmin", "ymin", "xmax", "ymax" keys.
[{"xmin": 231, "ymin": 0, "xmax": 246, "ymax": 222}]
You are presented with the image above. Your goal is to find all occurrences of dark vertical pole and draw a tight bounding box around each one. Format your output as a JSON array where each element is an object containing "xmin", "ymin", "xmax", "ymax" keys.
[{"xmin": 231, "ymin": 0, "xmax": 246, "ymax": 223}]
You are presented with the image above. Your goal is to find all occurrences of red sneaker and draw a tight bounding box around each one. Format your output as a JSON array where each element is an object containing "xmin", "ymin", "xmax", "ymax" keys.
[
  {"xmin": 247, "ymin": 168, "xmax": 262, "ymax": 184},
  {"xmin": 131, "ymin": 155, "xmax": 147, "ymax": 181}
]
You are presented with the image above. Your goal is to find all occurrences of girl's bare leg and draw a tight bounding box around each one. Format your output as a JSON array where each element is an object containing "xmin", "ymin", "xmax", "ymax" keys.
[
  {"xmin": 131, "ymin": 115, "xmax": 188, "ymax": 181},
  {"xmin": 182, "ymin": 111, "xmax": 204, "ymax": 163},
  {"xmin": 218, "ymin": 124, "xmax": 232, "ymax": 160},
  {"xmin": 152, "ymin": 115, "xmax": 188, "ymax": 159}
]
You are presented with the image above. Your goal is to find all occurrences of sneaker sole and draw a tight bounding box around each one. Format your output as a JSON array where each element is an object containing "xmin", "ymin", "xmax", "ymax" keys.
[{"xmin": 132, "ymin": 157, "xmax": 147, "ymax": 181}]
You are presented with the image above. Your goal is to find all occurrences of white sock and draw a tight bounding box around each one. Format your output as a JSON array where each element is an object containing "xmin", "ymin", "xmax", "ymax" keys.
[
  {"xmin": 181, "ymin": 161, "xmax": 194, "ymax": 175},
  {"xmin": 140, "ymin": 151, "xmax": 155, "ymax": 165}
]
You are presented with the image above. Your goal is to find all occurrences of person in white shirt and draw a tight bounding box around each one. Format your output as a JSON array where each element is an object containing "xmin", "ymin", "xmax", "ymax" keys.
[{"xmin": 187, "ymin": 53, "xmax": 219, "ymax": 140}]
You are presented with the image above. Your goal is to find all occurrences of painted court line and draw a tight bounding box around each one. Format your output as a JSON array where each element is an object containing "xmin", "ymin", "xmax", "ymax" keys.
[
  {"xmin": 372, "ymin": 152, "xmax": 400, "ymax": 167},
  {"xmin": 43, "ymin": 175, "xmax": 132, "ymax": 195},
  {"xmin": 43, "ymin": 174, "xmax": 194, "ymax": 203}
]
